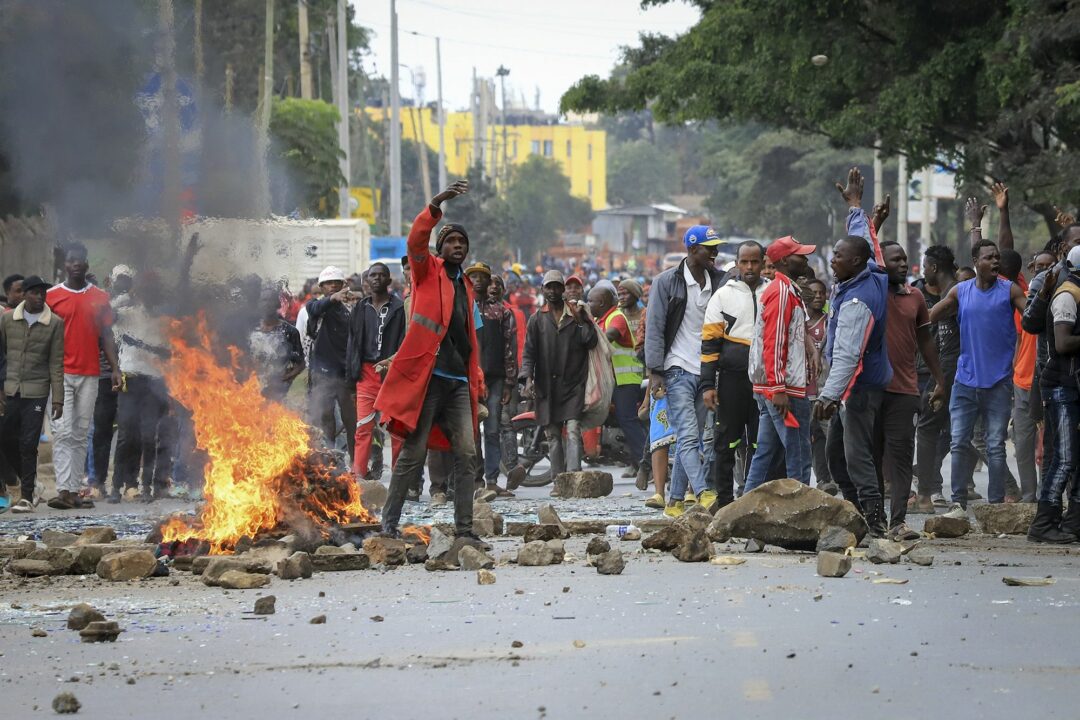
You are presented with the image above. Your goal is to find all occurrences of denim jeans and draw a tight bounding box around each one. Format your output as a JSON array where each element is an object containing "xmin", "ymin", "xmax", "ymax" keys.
[
  {"xmin": 744, "ymin": 394, "xmax": 811, "ymax": 491},
  {"xmin": 664, "ymin": 367, "xmax": 706, "ymax": 501},
  {"xmin": 1038, "ymin": 385, "xmax": 1080, "ymax": 504},
  {"xmin": 949, "ymin": 379, "xmax": 1012, "ymax": 505},
  {"xmin": 481, "ymin": 378, "xmax": 504, "ymax": 482},
  {"xmin": 383, "ymin": 376, "xmax": 476, "ymax": 534},
  {"xmin": 547, "ymin": 419, "xmax": 583, "ymax": 477},
  {"xmin": 1012, "ymin": 386, "xmax": 1039, "ymax": 501}
]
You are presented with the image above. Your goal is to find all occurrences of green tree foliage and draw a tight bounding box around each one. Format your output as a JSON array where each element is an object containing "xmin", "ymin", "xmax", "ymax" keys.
[
  {"xmin": 505, "ymin": 156, "xmax": 592, "ymax": 260},
  {"xmin": 269, "ymin": 98, "xmax": 344, "ymax": 217},
  {"xmin": 607, "ymin": 139, "xmax": 680, "ymax": 206},
  {"xmin": 561, "ymin": 0, "xmax": 1080, "ymax": 230}
]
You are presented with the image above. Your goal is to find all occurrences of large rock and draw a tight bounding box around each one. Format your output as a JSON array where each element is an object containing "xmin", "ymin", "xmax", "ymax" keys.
[
  {"xmin": 275, "ymin": 552, "xmax": 313, "ymax": 580},
  {"xmin": 974, "ymin": 504, "xmax": 1037, "ymax": 535},
  {"xmin": 75, "ymin": 526, "xmax": 117, "ymax": 545},
  {"xmin": 356, "ymin": 480, "xmax": 389, "ymax": 511},
  {"xmin": 0, "ymin": 541, "xmax": 37, "ymax": 561},
  {"xmin": 215, "ymin": 570, "xmax": 271, "ymax": 590},
  {"xmin": 310, "ymin": 552, "xmax": 370, "ymax": 572},
  {"xmin": 586, "ymin": 537, "xmax": 611, "ymax": 556},
  {"xmin": 457, "ymin": 546, "xmax": 495, "ymax": 571},
  {"xmin": 7, "ymin": 559, "xmax": 62, "ymax": 577},
  {"xmin": 905, "ymin": 547, "xmax": 935, "ymax": 566},
  {"xmin": 67, "ymin": 603, "xmax": 106, "ymax": 631},
  {"xmin": 27, "ymin": 547, "xmax": 77, "ymax": 574},
  {"xmin": 816, "ymin": 527, "xmax": 857, "ymax": 554},
  {"xmin": 552, "ymin": 470, "xmax": 614, "ymax": 498},
  {"xmin": 362, "ymin": 537, "xmax": 407, "ymax": 566},
  {"xmin": 536, "ymin": 504, "xmax": 570, "ymax": 538},
  {"xmin": 406, "ymin": 544, "xmax": 428, "ymax": 564},
  {"xmin": 924, "ymin": 515, "xmax": 971, "ymax": 538},
  {"xmin": 546, "ymin": 539, "xmax": 566, "ymax": 563},
  {"xmin": 96, "ymin": 550, "xmax": 158, "ymax": 581},
  {"xmin": 201, "ymin": 556, "xmax": 272, "ymax": 585},
  {"xmin": 866, "ymin": 539, "xmax": 902, "ymax": 564},
  {"xmin": 707, "ymin": 479, "xmax": 866, "ymax": 550},
  {"xmin": 70, "ymin": 543, "xmax": 157, "ymax": 575},
  {"xmin": 523, "ymin": 524, "xmax": 564, "ymax": 543},
  {"xmin": 516, "ymin": 540, "xmax": 558, "ymax": 566},
  {"xmin": 192, "ymin": 554, "xmax": 272, "ymax": 576},
  {"xmin": 472, "ymin": 502, "xmax": 504, "ymax": 536},
  {"xmin": 427, "ymin": 527, "xmax": 455, "ymax": 560},
  {"xmin": 596, "ymin": 549, "xmax": 625, "ymax": 575},
  {"xmin": 817, "ymin": 551, "xmax": 852, "ymax": 578},
  {"xmin": 642, "ymin": 525, "xmax": 692, "ymax": 552},
  {"xmin": 42, "ymin": 530, "xmax": 78, "ymax": 548},
  {"xmin": 672, "ymin": 531, "xmax": 714, "ymax": 562},
  {"xmin": 674, "ymin": 507, "xmax": 712, "ymax": 534}
]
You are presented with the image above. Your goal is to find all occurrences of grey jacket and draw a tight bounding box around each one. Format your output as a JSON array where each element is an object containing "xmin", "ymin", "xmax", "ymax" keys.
[
  {"xmin": 0, "ymin": 303, "xmax": 65, "ymax": 400},
  {"xmin": 644, "ymin": 259, "xmax": 724, "ymax": 374}
]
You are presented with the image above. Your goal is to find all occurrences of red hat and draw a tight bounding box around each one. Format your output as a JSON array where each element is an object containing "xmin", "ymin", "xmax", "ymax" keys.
[
  {"xmin": 565, "ymin": 274, "xmax": 584, "ymax": 286},
  {"xmin": 766, "ymin": 235, "xmax": 816, "ymax": 263}
]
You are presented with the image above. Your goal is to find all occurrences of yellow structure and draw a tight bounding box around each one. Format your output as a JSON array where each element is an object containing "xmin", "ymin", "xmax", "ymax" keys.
[{"xmin": 365, "ymin": 107, "xmax": 607, "ymax": 210}]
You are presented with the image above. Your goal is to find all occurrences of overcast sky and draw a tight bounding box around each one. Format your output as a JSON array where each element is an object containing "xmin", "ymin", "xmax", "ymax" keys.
[{"xmin": 355, "ymin": 0, "xmax": 701, "ymax": 114}]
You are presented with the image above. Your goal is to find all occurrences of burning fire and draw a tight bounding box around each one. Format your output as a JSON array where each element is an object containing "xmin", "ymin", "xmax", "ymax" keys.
[
  {"xmin": 402, "ymin": 525, "xmax": 432, "ymax": 544},
  {"xmin": 159, "ymin": 316, "xmax": 375, "ymax": 553}
]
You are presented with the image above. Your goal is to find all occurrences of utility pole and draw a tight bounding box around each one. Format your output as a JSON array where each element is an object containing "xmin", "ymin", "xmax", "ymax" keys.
[
  {"xmin": 356, "ymin": 68, "xmax": 378, "ymax": 219},
  {"xmin": 496, "ymin": 65, "xmax": 510, "ymax": 187},
  {"xmin": 408, "ymin": 66, "xmax": 432, "ymax": 202},
  {"xmin": 897, "ymin": 154, "xmax": 908, "ymax": 254},
  {"xmin": 159, "ymin": 0, "xmax": 181, "ymax": 237},
  {"xmin": 253, "ymin": 0, "xmax": 274, "ymax": 218},
  {"xmin": 920, "ymin": 167, "xmax": 932, "ymax": 249},
  {"xmin": 298, "ymin": 1, "xmax": 313, "ymax": 99},
  {"xmin": 872, "ymin": 141, "xmax": 883, "ymax": 240},
  {"xmin": 389, "ymin": 0, "xmax": 402, "ymax": 235},
  {"xmin": 436, "ymin": 37, "xmax": 446, "ymax": 189},
  {"xmin": 336, "ymin": 0, "xmax": 350, "ymax": 218}
]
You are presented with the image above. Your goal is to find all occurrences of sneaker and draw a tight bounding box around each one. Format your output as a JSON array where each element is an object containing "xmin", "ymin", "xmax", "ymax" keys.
[
  {"xmin": 405, "ymin": 488, "xmax": 421, "ymax": 502},
  {"xmin": 106, "ymin": 492, "xmax": 121, "ymax": 505},
  {"xmin": 663, "ymin": 501, "xmax": 686, "ymax": 518},
  {"xmin": 967, "ymin": 488, "xmax": 983, "ymax": 501},
  {"xmin": 698, "ymin": 489, "xmax": 719, "ymax": 513},
  {"xmin": 684, "ymin": 490, "xmax": 698, "ymax": 505},
  {"xmin": 506, "ymin": 464, "xmax": 527, "ymax": 491},
  {"xmin": 486, "ymin": 483, "xmax": 515, "ymax": 498},
  {"xmin": 430, "ymin": 492, "xmax": 448, "ymax": 507},
  {"xmin": 455, "ymin": 531, "xmax": 493, "ymax": 552},
  {"xmin": 47, "ymin": 492, "xmax": 74, "ymax": 510},
  {"xmin": 931, "ymin": 493, "xmax": 948, "ymax": 508},
  {"xmin": 644, "ymin": 493, "xmax": 665, "ymax": 509},
  {"xmin": 817, "ymin": 482, "xmax": 839, "ymax": 496},
  {"xmin": 888, "ymin": 523, "xmax": 920, "ymax": 541},
  {"xmin": 908, "ymin": 495, "xmax": 936, "ymax": 514},
  {"xmin": 10, "ymin": 499, "xmax": 33, "ymax": 514},
  {"xmin": 944, "ymin": 502, "xmax": 967, "ymax": 518},
  {"xmin": 473, "ymin": 487, "xmax": 497, "ymax": 503}
]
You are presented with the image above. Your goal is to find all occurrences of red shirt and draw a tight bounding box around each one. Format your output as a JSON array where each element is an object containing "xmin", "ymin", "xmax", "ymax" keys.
[
  {"xmin": 1013, "ymin": 275, "xmax": 1036, "ymax": 391},
  {"xmin": 46, "ymin": 283, "xmax": 114, "ymax": 376},
  {"xmin": 600, "ymin": 307, "xmax": 633, "ymax": 348},
  {"xmin": 885, "ymin": 285, "xmax": 930, "ymax": 396}
]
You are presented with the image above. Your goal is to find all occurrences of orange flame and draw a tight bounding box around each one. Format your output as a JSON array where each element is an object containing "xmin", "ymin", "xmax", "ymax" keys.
[
  {"xmin": 158, "ymin": 316, "xmax": 375, "ymax": 553},
  {"xmin": 402, "ymin": 525, "xmax": 432, "ymax": 545}
]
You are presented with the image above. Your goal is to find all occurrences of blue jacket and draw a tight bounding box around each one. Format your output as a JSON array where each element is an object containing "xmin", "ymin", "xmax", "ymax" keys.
[{"xmin": 824, "ymin": 264, "xmax": 892, "ymax": 396}]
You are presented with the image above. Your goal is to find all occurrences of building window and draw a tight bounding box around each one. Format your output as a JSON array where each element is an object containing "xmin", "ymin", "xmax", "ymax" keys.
[
  {"xmin": 531, "ymin": 140, "xmax": 540, "ymax": 155},
  {"xmin": 587, "ymin": 143, "xmax": 592, "ymax": 160},
  {"xmin": 566, "ymin": 140, "xmax": 572, "ymax": 157},
  {"xmin": 543, "ymin": 140, "xmax": 553, "ymax": 157}
]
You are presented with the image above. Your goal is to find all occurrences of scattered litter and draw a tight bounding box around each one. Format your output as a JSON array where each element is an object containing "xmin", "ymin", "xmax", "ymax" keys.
[
  {"xmin": 1002, "ymin": 576, "xmax": 1056, "ymax": 587},
  {"xmin": 872, "ymin": 578, "xmax": 908, "ymax": 585},
  {"xmin": 52, "ymin": 692, "xmax": 81, "ymax": 714},
  {"xmin": 572, "ymin": 640, "xmax": 586, "ymax": 648},
  {"xmin": 890, "ymin": 598, "xmax": 912, "ymax": 606},
  {"xmin": 710, "ymin": 556, "xmax": 747, "ymax": 566}
]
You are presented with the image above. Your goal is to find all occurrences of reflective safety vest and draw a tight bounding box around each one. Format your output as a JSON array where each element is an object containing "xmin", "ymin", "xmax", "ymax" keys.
[{"xmin": 603, "ymin": 308, "xmax": 644, "ymax": 386}]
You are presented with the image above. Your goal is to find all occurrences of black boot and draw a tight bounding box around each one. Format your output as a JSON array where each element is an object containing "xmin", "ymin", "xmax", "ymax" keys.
[
  {"xmin": 1027, "ymin": 501, "xmax": 1075, "ymax": 544},
  {"xmin": 863, "ymin": 501, "xmax": 887, "ymax": 539},
  {"xmin": 1059, "ymin": 502, "xmax": 1080, "ymax": 541}
]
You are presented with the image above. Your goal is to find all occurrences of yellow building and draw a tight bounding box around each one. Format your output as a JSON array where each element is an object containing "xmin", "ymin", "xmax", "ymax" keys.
[{"xmin": 365, "ymin": 107, "xmax": 607, "ymax": 210}]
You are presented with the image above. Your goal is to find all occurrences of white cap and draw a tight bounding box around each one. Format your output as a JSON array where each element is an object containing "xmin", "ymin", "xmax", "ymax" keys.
[
  {"xmin": 1068, "ymin": 246, "xmax": 1080, "ymax": 271},
  {"xmin": 317, "ymin": 265, "xmax": 346, "ymax": 284},
  {"xmin": 110, "ymin": 264, "xmax": 134, "ymax": 282}
]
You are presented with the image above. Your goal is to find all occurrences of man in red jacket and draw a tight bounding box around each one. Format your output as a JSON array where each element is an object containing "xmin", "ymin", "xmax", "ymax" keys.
[{"xmin": 375, "ymin": 180, "xmax": 486, "ymax": 540}]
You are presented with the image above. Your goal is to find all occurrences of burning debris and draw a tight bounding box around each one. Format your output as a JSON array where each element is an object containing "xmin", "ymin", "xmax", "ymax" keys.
[{"xmin": 155, "ymin": 318, "xmax": 376, "ymax": 554}]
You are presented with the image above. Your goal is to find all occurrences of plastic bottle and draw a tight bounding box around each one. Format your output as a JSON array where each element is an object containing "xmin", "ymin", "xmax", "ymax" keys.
[{"xmin": 606, "ymin": 523, "xmax": 640, "ymax": 540}]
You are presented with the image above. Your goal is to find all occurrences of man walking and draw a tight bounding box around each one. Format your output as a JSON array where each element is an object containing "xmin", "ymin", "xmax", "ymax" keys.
[
  {"xmin": 47, "ymin": 243, "xmax": 122, "ymax": 510},
  {"xmin": 0, "ymin": 276, "xmax": 64, "ymax": 513},
  {"xmin": 520, "ymin": 270, "xmax": 598, "ymax": 478},
  {"xmin": 701, "ymin": 241, "xmax": 768, "ymax": 509},
  {"xmin": 305, "ymin": 265, "xmax": 359, "ymax": 460},
  {"xmin": 744, "ymin": 236, "xmax": 814, "ymax": 491},
  {"xmin": 346, "ymin": 261, "xmax": 405, "ymax": 478},
  {"xmin": 377, "ymin": 180, "xmax": 485, "ymax": 540},
  {"xmin": 875, "ymin": 241, "xmax": 945, "ymax": 539},
  {"xmin": 644, "ymin": 226, "xmax": 723, "ymax": 517}
]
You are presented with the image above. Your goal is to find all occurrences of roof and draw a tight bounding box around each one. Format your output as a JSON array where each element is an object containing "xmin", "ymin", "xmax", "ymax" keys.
[{"xmin": 595, "ymin": 203, "xmax": 689, "ymax": 218}]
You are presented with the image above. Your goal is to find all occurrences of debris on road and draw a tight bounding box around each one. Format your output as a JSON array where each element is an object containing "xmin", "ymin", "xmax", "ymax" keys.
[
  {"xmin": 477, "ymin": 569, "xmax": 497, "ymax": 585},
  {"xmin": 817, "ymin": 551, "xmax": 852, "ymax": 578},
  {"xmin": 923, "ymin": 515, "xmax": 971, "ymax": 538},
  {"xmin": 253, "ymin": 595, "xmax": 276, "ymax": 615},
  {"xmin": 67, "ymin": 603, "xmax": 106, "ymax": 630},
  {"xmin": 79, "ymin": 621, "xmax": 122, "ymax": 643},
  {"xmin": 596, "ymin": 549, "xmax": 625, "ymax": 575},
  {"xmin": 1002, "ymin": 576, "xmax": 1056, "ymax": 587},
  {"xmin": 52, "ymin": 692, "xmax": 81, "ymax": 714},
  {"xmin": 552, "ymin": 470, "xmax": 614, "ymax": 498}
]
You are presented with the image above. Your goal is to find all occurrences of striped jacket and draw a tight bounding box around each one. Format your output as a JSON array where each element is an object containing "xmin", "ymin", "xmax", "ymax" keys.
[
  {"xmin": 748, "ymin": 272, "xmax": 807, "ymax": 399},
  {"xmin": 700, "ymin": 275, "xmax": 768, "ymax": 390}
]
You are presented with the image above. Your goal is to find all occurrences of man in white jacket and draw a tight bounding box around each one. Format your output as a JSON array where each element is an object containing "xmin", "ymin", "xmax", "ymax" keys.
[{"xmin": 702, "ymin": 241, "xmax": 769, "ymax": 510}]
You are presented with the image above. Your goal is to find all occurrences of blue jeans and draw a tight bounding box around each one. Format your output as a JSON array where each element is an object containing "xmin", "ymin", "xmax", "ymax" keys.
[
  {"xmin": 949, "ymin": 379, "xmax": 1012, "ymax": 505},
  {"xmin": 744, "ymin": 394, "xmax": 811, "ymax": 491},
  {"xmin": 481, "ymin": 378, "xmax": 504, "ymax": 482},
  {"xmin": 664, "ymin": 367, "xmax": 706, "ymax": 501},
  {"xmin": 1039, "ymin": 385, "xmax": 1080, "ymax": 504}
]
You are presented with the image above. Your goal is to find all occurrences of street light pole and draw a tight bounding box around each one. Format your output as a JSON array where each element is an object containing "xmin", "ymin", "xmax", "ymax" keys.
[
  {"xmin": 496, "ymin": 65, "xmax": 510, "ymax": 186},
  {"xmin": 436, "ymin": 36, "xmax": 446, "ymax": 190},
  {"xmin": 336, "ymin": 0, "xmax": 350, "ymax": 219},
  {"xmin": 389, "ymin": 0, "xmax": 402, "ymax": 235}
]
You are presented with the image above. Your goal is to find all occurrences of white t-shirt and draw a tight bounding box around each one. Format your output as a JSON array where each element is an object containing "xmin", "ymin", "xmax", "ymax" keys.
[
  {"xmin": 23, "ymin": 310, "xmax": 41, "ymax": 327},
  {"xmin": 1052, "ymin": 292, "xmax": 1077, "ymax": 326},
  {"xmin": 664, "ymin": 263, "xmax": 712, "ymax": 375}
]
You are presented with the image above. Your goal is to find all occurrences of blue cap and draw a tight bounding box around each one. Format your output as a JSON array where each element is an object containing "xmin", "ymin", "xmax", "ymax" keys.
[{"xmin": 684, "ymin": 225, "xmax": 721, "ymax": 248}]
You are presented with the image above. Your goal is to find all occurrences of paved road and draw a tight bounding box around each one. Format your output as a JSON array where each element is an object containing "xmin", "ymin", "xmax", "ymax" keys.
[{"xmin": 3, "ymin": 464, "xmax": 1080, "ymax": 718}]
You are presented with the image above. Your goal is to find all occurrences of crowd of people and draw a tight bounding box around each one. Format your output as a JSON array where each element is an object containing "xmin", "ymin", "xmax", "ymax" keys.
[{"xmin": 2, "ymin": 169, "xmax": 1079, "ymax": 546}]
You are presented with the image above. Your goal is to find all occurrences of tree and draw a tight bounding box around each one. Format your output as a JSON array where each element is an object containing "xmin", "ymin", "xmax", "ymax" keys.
[
  {"xmin": 505, "ymin": 157, "xmax": 592, "ymax": 260},
  {"xmin": 269, "ymin": 98, "xmax": 344, "ymax": 217},
  {"xmin": 561, "ymin": 0, "xmax": 1080, "ymax": 232},
  {"xmin": 607, "ymin": 139, "xmax": 679, "ymax": 206}
]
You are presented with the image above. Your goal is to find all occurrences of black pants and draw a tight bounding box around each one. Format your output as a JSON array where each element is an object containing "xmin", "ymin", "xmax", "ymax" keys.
[
  {"xmin": 915, "ymin": 375, "xmax": 952, "ymax": 497},
  {"xmin": 828, "ymin": 387, "xmax": 885, "ymax": 509},
  {"xmin": 309, "ymin": 371, "xmax": 357, "ymax": 460},
  {"xmin": 873, "ymin": 391, "xmax": 921, "ymax": 527},
  {"xmin": 383, "ymin": 376, "xmax": 476, "ymax": 534},
  {"xmin": 91, "ymin": 377, "xmax": 119, "ymax": 489},
  {"xmin": 710, "ymin": 369, "xmax": 758, "ymax": 506},
  {"xmin": 113, "ymin": 375, "xmax": 176, "ymax": 495},
  {"xmin": 2, "ymin": 394, "xmax": 47, "ymax": 500},
  {"xmin": 612, "ymin": 384, "xmax": 646, "ymax": 469}
]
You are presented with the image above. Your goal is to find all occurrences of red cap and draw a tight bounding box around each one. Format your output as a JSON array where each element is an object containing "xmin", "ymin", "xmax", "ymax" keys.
[
  {"xmin": 565, "ymin": 274, "xmax": 584, "ymax": 286},
  {"xmin": 766, "ymin": 235, "xmax": 816, "ymax": 263}
]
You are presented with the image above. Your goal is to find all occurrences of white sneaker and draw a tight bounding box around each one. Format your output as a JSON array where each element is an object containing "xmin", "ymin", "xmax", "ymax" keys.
[
  {"xmin": 944, "ymin": 502, "xmax": 966, "ymax": 519},
  {"xmin": 10, "ymin": 499, "xmax": 34, "ymax": 514},
  {"xmin": 931, "ymin": 493, "xmax": 948, "ymax": 507}
]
